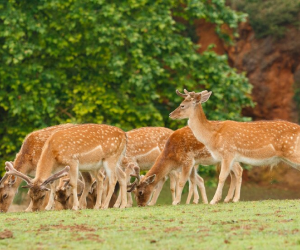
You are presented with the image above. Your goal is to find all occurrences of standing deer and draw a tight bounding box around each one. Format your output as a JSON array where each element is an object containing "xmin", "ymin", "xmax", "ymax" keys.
[
  {"xmin": 0, "ymin": 124, "xmax": 75, "ymax": 212},
  {"xmin": 128, "ymin": 126, "xmax": 243, "ymax": 206},
  {"xmin": 2, "ymin": 124, "xmax": 127, "ymax": 211},
  {"xmin": 170, "ymin": 89, "xmax": 300, "ymax": 204},
  {"xmin": 115, "ymin": 127, "xmax": 206, "ymax": 207}
]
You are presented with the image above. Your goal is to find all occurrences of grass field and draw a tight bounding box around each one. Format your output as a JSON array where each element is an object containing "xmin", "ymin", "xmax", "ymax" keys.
[
  {"xmin": 1, "ymin": 199, "xmax": 300, "ymax": 250},
  {"xmin": 1, "ymin": 181, "xmax": 300, "ymax": 250}
]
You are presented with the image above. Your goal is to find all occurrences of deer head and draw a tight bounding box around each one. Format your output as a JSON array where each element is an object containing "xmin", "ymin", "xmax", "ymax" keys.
[
  {"xmin": 55, "ymin": 178, "xmax": 84, "ymax": 208},
  {"xmin": 127, "ymin": 174, "xmax": 156, "ymax": 207},
  {"xmin": 2, "ymin": 162, "xmax": 70, "ymax": 211},
  {"xmin": 0, "ymin": 167, "xmax": 17, "ymax": 213},
  {"xmin": 169, "ymin": 89, "xmax": 212, "ymax": 120}
]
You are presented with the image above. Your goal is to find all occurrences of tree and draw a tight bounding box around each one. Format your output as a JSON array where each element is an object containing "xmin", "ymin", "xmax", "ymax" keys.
[{"xmin": 0, "ymin": 0, "xmax": 253, "ymax": 174}]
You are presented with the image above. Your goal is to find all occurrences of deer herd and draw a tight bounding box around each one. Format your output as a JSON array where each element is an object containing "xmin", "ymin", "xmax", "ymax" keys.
[{"xmin": 1, "ymin": 89, "xmax": 299, "ymax": 213}]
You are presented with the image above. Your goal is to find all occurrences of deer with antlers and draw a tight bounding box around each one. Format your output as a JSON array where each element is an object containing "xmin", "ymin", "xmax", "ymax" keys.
[
  {"xmin": 170, "ymin": 89, "xmax": 300, "ymax": 204},
  {"xmin": 2, "ymin": 124, "xmax": 127, "ymax": 211},
  {"xmin": 0, "ymin": 124, "xmax": 75, "ymax": 212},
  {"xmin": 128, "ymin": 126, "xmax": 243, "ymax": 206}
]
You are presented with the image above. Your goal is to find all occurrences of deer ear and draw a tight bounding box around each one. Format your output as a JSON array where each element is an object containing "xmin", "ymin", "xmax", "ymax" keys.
[
  {"xmin": 145, "ymin": 174, "xmax": 156, "ymax": 185},
  {"xmin": 201, "ymin": 91, "xmax": 212, "ymax": 103}
]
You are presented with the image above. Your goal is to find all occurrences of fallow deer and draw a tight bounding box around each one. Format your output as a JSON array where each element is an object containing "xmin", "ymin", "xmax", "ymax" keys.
[
  {"xmin": 56, "ymin": 170, "xmax": 120, "ymax": 209},
  {"xmin": 0, "ymin": 124, "xmax": 75, "ymax": 212},
  {"xmin": 170, "ymin": 89, "xmax": 300, "ymax": 204},
  {"xmin": 115, "ymin": 127, "xmax": 206, "ymax": 207},
  {"xmin": 128, "ymin": 126, "xmax": 243, "ymax": 206},
  {"xmin": 3, "ymin": 124, "xmax": 127, "ymax": 211},
  {"xmin": 54, "ymin": 173, "xmax": 85, "ymax": 209}
]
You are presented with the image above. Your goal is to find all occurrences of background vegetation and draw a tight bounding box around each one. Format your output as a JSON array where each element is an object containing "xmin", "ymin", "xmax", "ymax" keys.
[
  {"xmin": 0, "ymin": 0, "xmax": 253, "ymax": 174},
  {"xmin": 229, "ymin": 0, "xmax": 300, "ymax": 38}
]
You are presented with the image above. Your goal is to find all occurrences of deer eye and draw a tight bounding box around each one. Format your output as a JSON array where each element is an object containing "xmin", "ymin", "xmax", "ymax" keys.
[
  {"xmin": 180, "ymin": 105, "xmax": 185, "ymax": 109},
  {"xmin": 3, "ymin": 194, "xmax": 8, "ymax": 200},
  {"xmin": 139, "ymin": 191, "xmax": 143, "ymax": 196},
  {"xmin": 40, "ymin": 195, "xmax": 45, "ymax": 200}
]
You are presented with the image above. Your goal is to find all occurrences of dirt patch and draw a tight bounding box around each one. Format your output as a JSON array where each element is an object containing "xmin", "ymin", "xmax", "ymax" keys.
[
  {"xmin": 0, "ymin": 229, "xmax": 13, "ymax": 239},
  {"xmin": 38, "ymin": 224, "xmax": 96, "ymax": 232},
  {"xmin": 75, "ymin": 233, "xmax": 104, "ymax": 243},
  {"xmin": 164, "ymin": 227, "xmax": 181, "ymax": 233},
  {"xmin": 5, "ymin": 218, "xmax": 27, "ymax": 222}
]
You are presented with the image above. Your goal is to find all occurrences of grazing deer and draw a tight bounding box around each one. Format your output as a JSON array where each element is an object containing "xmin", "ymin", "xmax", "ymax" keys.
[
  {"xmin": 0, "ymin": 124, "xmax": 75, "ymax": 212},
  {"xmin": 54, "ymin": 173, "xmax": 85, "ymax": 209},
  {"xmin": 128, "ymin": 126, "xmax": 243, "ymax": 206},
  {"xmin": 169, "ymin": 89, "xmax": 300, "ymax": 204},
  {"xmin": 3, "ymin": 124, "xmax": 127, "ymax": 211},
  {"xmin": 115, "ymin": 127, "xmax": 205, "ymax": 207}
]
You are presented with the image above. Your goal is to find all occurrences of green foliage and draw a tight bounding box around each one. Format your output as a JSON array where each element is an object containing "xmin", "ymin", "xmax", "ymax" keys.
[
  {"xmin": 0, "ymin": 0, "xmax": 253, "ymax": 174},
  {"xmin": 229, "ymin": 0, "xmax": 300, "ymax": 38}
]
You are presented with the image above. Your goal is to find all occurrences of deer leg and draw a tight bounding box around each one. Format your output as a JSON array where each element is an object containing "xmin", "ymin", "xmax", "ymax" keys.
[
  {"xmin": 68, "ymin": 165, "xmax": 79, "ymax": 211},
  {"xmin": 196, "ymin": 174, "xmax": 208, "ymax": 204},
  {"xmin": 79, "ymin": 172, "xmax": 92, "ymax": 209},
  {"xmin": 101, "ymin": 177, "xmax": 108, "ymax": 204},
  {"xmin": 122, "ymin": 167, "xmax": 133, "ymax": 208},
  {"xmin": 224, "ymin": 171, "xmax": 236, "ymax": 203},
  {"xmin": 115, "ymin": 166, "xmax": 127, "ymax": 209},
  {"xmin": 210, "ymin": 158, "xmax": 233, "ymax": 205},
  {"xmin": 25, "ymin": 200, "xmax": 33, "ymax": 212},
  {"xmin": 101, "ymin": 160, "xmax": 118, "ymax": 209},
  {"xmin": 169, "ymin": 170, "xmax": 178, "ymax": 202},
  {"xmin": 187, "ymin": 167, "xmax": 201, "ymax": 204},
  {"xmin": 186, "ymin": 178, "xmax": 193, "ymax": 205},
  {"xmin": 232, "ymin": 163, "xmax": 243, "ymax": 203},
  {"xmin": 192, "ymin": 170, "xmax": 200, "ymax": 204},
  {"xmin": 148, "ymin": 176, "xmax": 167, "ymax": 206},
  {"xmin": 94, "ymin": 171, "xmax": 104, "ymax": 209},
  {"xmin": 173, "ymin": 164, "xmax": 193, "ymax": 205},
  {"xmin": 45, "ymin": 181, "xmax": 56, "ymax": 211}
]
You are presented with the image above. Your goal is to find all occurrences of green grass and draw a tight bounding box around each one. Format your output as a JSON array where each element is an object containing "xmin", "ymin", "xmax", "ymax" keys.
[
  {"xmin": 5, "ymin": 181, "xmax": 300, "ymax": 249},
  {"xmin": 1, "ymin": 200, "xmax": 300, "ymax": 249}
]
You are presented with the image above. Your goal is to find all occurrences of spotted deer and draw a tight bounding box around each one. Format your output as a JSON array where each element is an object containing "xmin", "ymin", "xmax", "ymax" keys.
[
  {"xmin": 0, "ymin": 124, "xmax": 75, "ymax": 212},
  {"xmin": 3, "ymin": 124, "xmax": 127, "ymax": 211},
  {"xmin": 128, "ymin": 126, "xmax": 243, "ymax": 206},
  {"xmin": 54, "ymin": 173, "xmax": 85, "ymax": 209},
  {"xmin": 115, "ymin": 127, "xmax": 206, "ymax": 207},
  {"xmin": 170, "ymin": 89, "xmax": 300, "ymax": 204}
]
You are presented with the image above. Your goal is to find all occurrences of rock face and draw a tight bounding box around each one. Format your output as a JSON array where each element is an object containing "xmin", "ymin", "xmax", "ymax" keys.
[{"xmin": 196, "ymin": 20, "xmax": 300, "ymax": 188}]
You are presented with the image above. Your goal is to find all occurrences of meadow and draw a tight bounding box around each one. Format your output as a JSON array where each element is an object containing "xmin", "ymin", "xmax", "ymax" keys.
[{"xmin": 1, "ymin": 183, "xmax": 300, "ymax": 250}]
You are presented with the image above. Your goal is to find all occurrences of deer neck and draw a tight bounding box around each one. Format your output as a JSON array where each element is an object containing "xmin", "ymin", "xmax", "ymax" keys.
[
  {"xmin": 188, "ymin": 104, "xmax": 213, "ymax": 146},
  {"xmin": 145, "ymin": 155, "xmax": 171, "ymax": 187}
]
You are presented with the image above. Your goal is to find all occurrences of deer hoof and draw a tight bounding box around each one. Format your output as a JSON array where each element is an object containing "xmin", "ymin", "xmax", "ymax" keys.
[
  {"xmin": 45, "ymin": 205, "xmax": 53, "ymax": 211},
  {"xmin": 233, "ymin": 198, "xmax": 240, "ymax": 203},
  {"xmin": 72, "ymin": 206, "xmax": 79, "ymax": 211},
  {"xmin": 224, "ymin": 197, "xmax": 231, "ymax": 203}
]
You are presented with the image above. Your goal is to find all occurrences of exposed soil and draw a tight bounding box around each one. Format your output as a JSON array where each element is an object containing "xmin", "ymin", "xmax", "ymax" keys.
[{"xmin": 0, "ymin": 229, "xmax": 13, "ymax": 239}]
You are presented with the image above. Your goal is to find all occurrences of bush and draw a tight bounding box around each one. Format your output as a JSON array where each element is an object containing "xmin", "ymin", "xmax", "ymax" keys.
[{"xmin": 0, "ymin": 0, "xmax": 253, "ymax": 175}]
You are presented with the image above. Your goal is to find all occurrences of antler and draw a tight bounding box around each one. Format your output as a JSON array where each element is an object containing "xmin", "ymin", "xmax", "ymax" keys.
[
  {"xmin": 176, "ymin": 89, "xmax": 188, "ymax": 98},
  {"xmin": 41, "ymin": 166, "xmax": 70, "ymax": 187},
  {"xmin": 0, "ymin": 173, "xmax": 8, "ymax": 188},
  {"xmin": 130, "ymin": 166, "xmax": 140, "ymax": 184},
  {"xmin": 127, "ymin": 166, "xmax": 140, "ymax": 192},
  {"xmin": 3, "ymin": 161, "xmax": 33, "ymax": 185}
]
